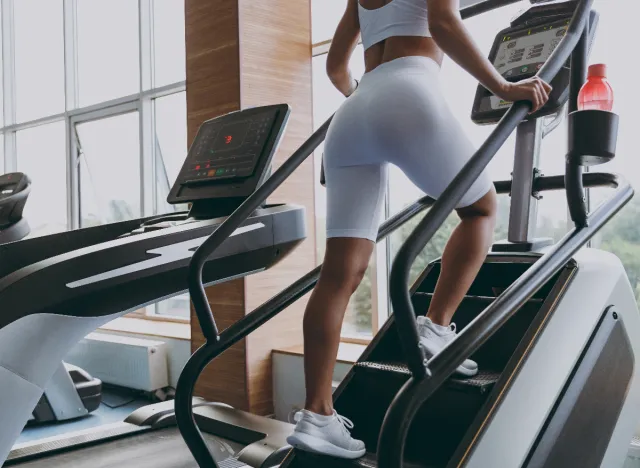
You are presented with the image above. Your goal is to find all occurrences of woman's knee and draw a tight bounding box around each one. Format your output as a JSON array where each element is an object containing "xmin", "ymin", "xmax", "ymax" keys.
[
  {"xmin": 458, "ymin": 187, "xmax": 497, "ymax": 220},
  {"xmin": 319, "ymin": 238, "xmax": 374, "ymax": 294}
]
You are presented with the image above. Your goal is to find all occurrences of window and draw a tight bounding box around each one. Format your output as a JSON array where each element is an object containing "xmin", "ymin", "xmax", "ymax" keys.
[
  {"xmin": 589, "ymin": 0, "xmax": 640, "ymax": 305},
  {"xmin": 311, "ymin": 0, "xmax": 348, "ymax": 45},
  {"xmin": 152, "ymin": 0, "xmax": 186, "ymax": 88},
  {"xmin": 16, "ymin": 122, "xmax": 67, "ymax": 237},
  {"xmin": 153, "ymin": 91, "xmax": 189, "ymax": 320},
  {"xmin": 14, "ymin": 0, "xmax": 65, "ymax": 122},
  {"xmin": 76, "ymin": 112, "xmax": 141, "ymax": 227},
  {"xmin": 2, "ymin": 1, "xmax": 187, "ymax": 324},
  {"xmin": 76, "ymin": 0, "xmax": 140, "ymax": 106},
  {"xmin": 155, "ymin": 91, "xmax": 187, "ymax": 213}
]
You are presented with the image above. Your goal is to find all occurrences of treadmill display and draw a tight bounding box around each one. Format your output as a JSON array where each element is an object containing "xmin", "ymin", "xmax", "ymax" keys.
[{"xmin": 183, "ymin": 109, "xmax": 277, "ymax": 183}]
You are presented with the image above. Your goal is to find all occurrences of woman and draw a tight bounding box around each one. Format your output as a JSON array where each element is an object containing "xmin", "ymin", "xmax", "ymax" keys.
[{"xmin": 287, "ymin": 0, "xmax": 551, "ymax": 459}]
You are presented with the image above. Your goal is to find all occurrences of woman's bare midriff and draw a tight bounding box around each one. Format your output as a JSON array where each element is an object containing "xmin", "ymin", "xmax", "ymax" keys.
[{"xmin": 358, "ymin": 0, "xmax": 443, "ymax": 73}]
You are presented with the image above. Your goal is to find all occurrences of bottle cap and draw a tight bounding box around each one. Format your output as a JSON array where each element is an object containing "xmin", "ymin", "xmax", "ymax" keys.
[{"xmin": 588, "ymin": 64, "xmax": 607, "ymax": 78}]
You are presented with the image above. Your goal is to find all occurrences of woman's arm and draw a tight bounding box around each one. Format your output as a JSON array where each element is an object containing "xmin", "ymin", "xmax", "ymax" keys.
[
  {"xmin": 427, "ymin": 0, "xmax": 551, "ymax": 111},
  {"xmin": 327, "ymin": 0, "xmax": 361, "ymax": 97}
]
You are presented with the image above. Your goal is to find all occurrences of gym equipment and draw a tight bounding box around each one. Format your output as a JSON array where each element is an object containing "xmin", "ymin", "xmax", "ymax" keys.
[
  {"xmin": 0, "ymin": 172, "xmax": 103, "ymax": 425},
  {"xmin": 171, "ymin": 1, "xmax": 640, "ymax": 467},
  {"xmin": 0, "ymin": 104, "xmax": 310, "ymax": 467},
  {"xmin": 0, "ymin": 172, "xmax": 31, "ymax": 243}
]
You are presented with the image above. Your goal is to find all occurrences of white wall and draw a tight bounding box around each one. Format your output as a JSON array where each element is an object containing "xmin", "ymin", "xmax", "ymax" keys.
[{"xmin": 272, "ymin": 351, "xmax": 353, "ymax": 421}]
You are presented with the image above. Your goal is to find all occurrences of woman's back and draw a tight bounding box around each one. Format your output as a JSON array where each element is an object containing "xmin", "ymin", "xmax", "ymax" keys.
[{"xmin": 358, "ymin": 0, "xmax": 443, "ymax": 73}]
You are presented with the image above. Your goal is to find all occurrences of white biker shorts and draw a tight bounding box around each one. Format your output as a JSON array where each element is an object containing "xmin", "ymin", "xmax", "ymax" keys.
[{"xmin": 323, "ymin": 56, "xmax": 493, "ymax": 242}]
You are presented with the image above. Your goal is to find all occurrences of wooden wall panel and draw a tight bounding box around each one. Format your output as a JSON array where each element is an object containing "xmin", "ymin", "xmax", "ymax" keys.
[
  {"xmin": 186, "ymin": 0, "xmax": 313, "ymax": 414},
  {"xmin": 239, "ymin": 0, "xmax": 314, "ymax": 416},
  {"xmin": 185, "ymin": 0, "xmax": 241, "ymax": 145},
  {"xmin": 185, "ymin": 0, "xmax": 248, "ymax": 406}
]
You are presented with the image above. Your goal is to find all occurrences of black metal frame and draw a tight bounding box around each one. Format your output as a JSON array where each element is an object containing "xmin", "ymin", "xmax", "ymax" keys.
[{"xmin": 376, "ymin": 0, "xmax": 633, "ymax": 466}]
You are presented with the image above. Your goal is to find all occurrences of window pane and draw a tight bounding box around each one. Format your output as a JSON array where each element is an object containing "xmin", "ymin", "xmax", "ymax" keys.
[
  {"xmin": 77, "ymin": 112, "xmax": 141, "ymax": 227},
  {"xmin": 311, "ymin": 0, "xmax": 348, "ymax": 44},
  {"xmin": 153, "ymin": 0, "xmax": 186, "ymax": 87},
  {"xmin": 589, "ymin": 1, "xmax": 640, "ymax": 305},
  {"xmin": 17, "ymin": 122, "xmax": 67, "ymax": 236},
  {"xmin": 154, "ymin": 294, "xmax": 190, "ymax": 320},
  {"xmin": 77, "ymin": 0, "xmax": 140, "ymax": 106},
  {"xmin": 535, "ymin": 116, "xmax": 569, "ymax": 241},
  {"xmin": 14, "ymin": 0, "xmax": 64, "ymax": 122},
  {"xmin": 155, "ymin": 92, "xmax": 187, "ymax": 213}
]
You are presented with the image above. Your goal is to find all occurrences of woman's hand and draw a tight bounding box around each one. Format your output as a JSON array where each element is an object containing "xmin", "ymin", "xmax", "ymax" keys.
[{"xmin": 496, "ymin": 77, "xmax": 553, "ymax": 112}]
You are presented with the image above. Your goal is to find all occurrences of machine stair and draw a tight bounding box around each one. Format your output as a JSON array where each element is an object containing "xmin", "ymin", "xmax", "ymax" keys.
[
  {"xmin": 281, "ymin": 256, "xmax": 570, "ymax": 467},
  {"xmin": 291, "ymin": 451, "xmax": 436, "ymax": 467}
]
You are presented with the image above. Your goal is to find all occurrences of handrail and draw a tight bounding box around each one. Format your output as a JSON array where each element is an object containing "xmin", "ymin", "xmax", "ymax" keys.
[
  {"xmin": 176, "ymin": 192, "xmax": 436, "ymax": 467},
  {"xmin": 460, "ymin": 0, "xmax": 523, "ymax": 20},
  {"xmin": 377, "ymin": 173, "xmax": 632, "ymax": 468}
]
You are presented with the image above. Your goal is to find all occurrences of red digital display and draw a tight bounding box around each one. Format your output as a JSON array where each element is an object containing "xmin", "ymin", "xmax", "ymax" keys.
[{"xmin": 225, "ymin": 135, "xmax": 233, "ymax": 145}]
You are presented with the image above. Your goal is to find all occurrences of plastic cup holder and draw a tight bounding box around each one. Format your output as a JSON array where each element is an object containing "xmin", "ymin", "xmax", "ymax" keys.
[{"xmin": 567, "ymin": 110, "xmax": 619, "ymax": 167}]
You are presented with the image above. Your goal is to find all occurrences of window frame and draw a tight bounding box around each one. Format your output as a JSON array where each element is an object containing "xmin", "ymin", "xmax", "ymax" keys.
[{"xmin": 1, "ymin": 0, "xmax": 188, "ymax": 322}]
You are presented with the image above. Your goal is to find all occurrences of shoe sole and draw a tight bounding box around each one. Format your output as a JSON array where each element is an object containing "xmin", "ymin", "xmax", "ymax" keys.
[
  {"xmin": 287, "ymin": 432, "xmax": 366, "ymax": 460},
  {"xmin": 420, "ymin": 341, "xmax": 478, "ymax": 378},
  {"xmin": 455, "ymin": 364, "xmax": 478, "ymax": 377}
]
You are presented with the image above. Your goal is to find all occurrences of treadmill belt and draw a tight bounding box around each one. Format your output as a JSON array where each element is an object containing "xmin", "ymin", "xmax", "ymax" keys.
[{"xmin": 15, "ymin": 428, "xmax": 246, "ymax": 468}]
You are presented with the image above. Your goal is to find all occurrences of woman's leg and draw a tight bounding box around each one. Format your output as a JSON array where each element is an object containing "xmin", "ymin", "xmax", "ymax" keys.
[
  {"xmin": 303, "ymin": 237, "xmax": 375, "ymax": 416},
  {"xmin": 427, "ymin": 188, "xmax": 498, "ymax": 326}
]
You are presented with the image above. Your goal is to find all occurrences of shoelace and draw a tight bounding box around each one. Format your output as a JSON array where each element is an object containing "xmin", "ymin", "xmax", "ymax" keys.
[{"xmin": 336, "ymin": 412, "xmax": 355, "ymax": 436}]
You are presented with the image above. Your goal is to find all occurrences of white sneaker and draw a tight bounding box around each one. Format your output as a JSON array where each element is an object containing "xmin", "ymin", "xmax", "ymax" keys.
[
  {"xmin": 286, "ymin": 409, "xmax": 366, "ymax": 459},
  {"xmin": 417, "ymin": 316, "xmax": 478, "ymax": 377}
]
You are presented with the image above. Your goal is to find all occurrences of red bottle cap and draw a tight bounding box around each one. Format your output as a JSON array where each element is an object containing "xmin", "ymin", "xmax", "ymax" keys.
[{"xmin": 588, "ymin": 64, "xmax": 607, "ymax": 78}]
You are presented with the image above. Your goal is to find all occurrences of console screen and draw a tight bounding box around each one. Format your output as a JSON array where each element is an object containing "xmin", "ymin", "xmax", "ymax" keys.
[
  {"xmin": 493, "ymin": 19, "xmax": 569, "ymax": 80},
  {"xmin": 184, "ymin": 109, "xmax": 277, "ymax": 183},
  {"xmin": 485, "ymin": 18, "xmax": 569, "ymax": 111}
]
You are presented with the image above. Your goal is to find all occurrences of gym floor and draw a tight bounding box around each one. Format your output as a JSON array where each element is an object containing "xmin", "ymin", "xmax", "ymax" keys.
[{"xmin": 17, "ymin": 387, "xmax": 150, "ymax": 444}]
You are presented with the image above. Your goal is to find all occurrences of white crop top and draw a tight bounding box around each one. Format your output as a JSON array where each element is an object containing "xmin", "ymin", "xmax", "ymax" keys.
[{"xmin": 358, "ymin": 0, "xmax": 431, "ymax": 51}]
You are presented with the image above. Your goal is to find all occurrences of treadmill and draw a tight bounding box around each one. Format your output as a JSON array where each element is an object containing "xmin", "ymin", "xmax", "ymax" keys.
[
  {"xmin": 0, "ymin": 104, "xmax": 307, "ymax": 467},
  {"xmin": 0, "ymin": 172, "xmax": 103, "ymax": 425}
]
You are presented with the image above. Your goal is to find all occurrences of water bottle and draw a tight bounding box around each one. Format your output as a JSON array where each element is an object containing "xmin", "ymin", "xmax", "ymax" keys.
[{"xmin": 578, "ymin": 64, "xmax": 614, "ymax": 111}]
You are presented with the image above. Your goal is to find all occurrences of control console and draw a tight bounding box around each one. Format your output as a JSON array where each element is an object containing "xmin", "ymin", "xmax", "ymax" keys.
[
  {"xmin": 167, "ymin": 104, "xmax": 291, "ymax": 214},
  {"xmin": 472, "ymin": 1, "xmax": 598, "ymax": 124}
]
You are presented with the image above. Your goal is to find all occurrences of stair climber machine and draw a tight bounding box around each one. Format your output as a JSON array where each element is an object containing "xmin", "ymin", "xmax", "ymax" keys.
[
  {"xmin": 0, "ymin": 104, "xmax": 316, "ymax": 467},
  {"xmin": 0, "ymin": 172, "xmax": 104, "ymax": 426},
  {"xmin": 170, "ymin": 1, "xmax": 640, "ymax": 468}
]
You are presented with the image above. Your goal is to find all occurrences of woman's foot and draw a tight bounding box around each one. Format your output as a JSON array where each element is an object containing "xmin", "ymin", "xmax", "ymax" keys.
[
  {"xmin": 286, "ymin": 410, "xmax": 366, "ymax": 459},
  {"xmin": 417, "ymin": 316, "xmax": 478, "ymax": 377}
]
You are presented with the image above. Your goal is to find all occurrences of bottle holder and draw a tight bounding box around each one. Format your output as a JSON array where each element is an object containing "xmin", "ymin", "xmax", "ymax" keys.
[{"xmin": 567, "ymin": 109, "xmax": 619, "ymax": 167}]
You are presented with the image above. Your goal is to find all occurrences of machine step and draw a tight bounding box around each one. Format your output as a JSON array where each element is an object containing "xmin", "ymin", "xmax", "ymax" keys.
[
  {"xmin": 354, "ymin": 362, "xmax": 500, "ymax": 395},
  {"xmin": 290, "ymin": 451, "xmax": 435, "ymax": 467}
]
